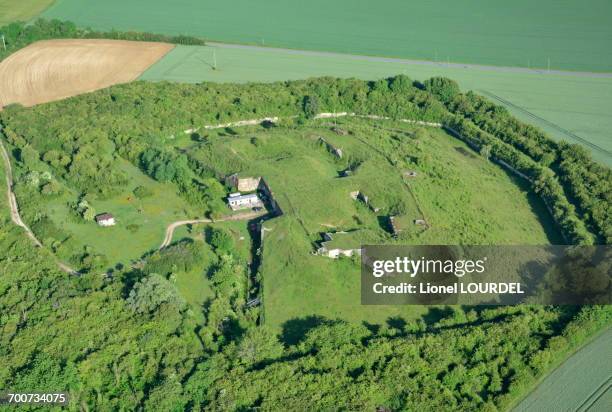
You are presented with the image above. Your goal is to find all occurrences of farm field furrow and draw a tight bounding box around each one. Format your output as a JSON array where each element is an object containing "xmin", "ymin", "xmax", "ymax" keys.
[
  {"xmin": 514, "ymin": 327, "xmax": 612, "ymax": 412},
  {"xmin": 141, "ymin": 45, "xmax": 612, "ymax": 165},
  {"xmin": 0, "ymin": 39, "xmax": 174, "ymax": 107},
  {"xmin": 41, "ymin": 0, "xmax": 612, "ymax": 72}
]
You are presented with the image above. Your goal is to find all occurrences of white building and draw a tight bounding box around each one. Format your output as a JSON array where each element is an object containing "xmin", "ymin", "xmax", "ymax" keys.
[
  {"xmin": 318, "ymin": 248, "xmax": 361, "ymax": 259},
  {"xmin": 95, "ymin": 213, "xmax": 116, "ymax": 227},
  {"xmin": 227, "ymin": 193, "xmax": 262, "ymax": 211}
]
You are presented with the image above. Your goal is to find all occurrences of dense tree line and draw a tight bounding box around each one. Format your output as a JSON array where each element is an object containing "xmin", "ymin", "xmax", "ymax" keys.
[
  {"xmin": 556, "ymin": 145, "xmax": 611, "ymax": 243},
  {"xmin": 444, "ymin": 116, "xmax": 593, "ymax": 244},
  {"xmin": 143, "ymin": 239, "xmax": 205, "ymax": 276},
  {"xmin": 425, "ymin": 78, "xmax": 610, "ymax": 244},
  {"xmin": 1, "ymin": 212, "xmax": 609, "ymax": 409},
  {"xmin": 140, "ymin": 148, "xmax": 192, "ymax": 185}
]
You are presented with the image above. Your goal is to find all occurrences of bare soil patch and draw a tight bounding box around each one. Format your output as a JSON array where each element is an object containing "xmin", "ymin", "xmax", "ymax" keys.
[{"xmin": 0, "ymin": 39, "xmax": 173, "ymax": 107}]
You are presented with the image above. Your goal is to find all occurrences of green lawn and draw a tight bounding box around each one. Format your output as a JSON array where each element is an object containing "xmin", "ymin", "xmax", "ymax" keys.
[
  {"xmin": 0, "ymin": 0, "xmax": 54, "ymax": 25},
  {"xmin": 172, "ymin": 240, "xmax": 216, "ymax": 323},
  {"xmin": 188, "ymin": 119, "xmax": 560, "ymax": 330},
  {"xmin": 42, "ymin": 0, "xmax": 612, "ymax": 72},
  {"xmin": 151, "ymin": 220, "xmax": 253, "ymax": 322},
  {"xmin": 44, "ymin": 159, "xmax": 197, "ymax": 267},
  {"xmin": 142, "ymin": 45, "xmax": 612, "ymax": 166}
]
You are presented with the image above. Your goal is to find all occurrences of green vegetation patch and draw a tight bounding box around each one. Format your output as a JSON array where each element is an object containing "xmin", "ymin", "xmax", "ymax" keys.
[
  {"xmin": 0, "ymin": 0, "xmax": 55, "ymax": 25},
  {"xmin": 0, "ymin": 75, "xmax": 610, "ymax": 410},
  {"xmin": 142, "ymin": 45, "xmax": 612, "ymax": 165},
  {"xmin": 43, "ymin": 0, "xmax": 612, "ymax": 71},
  {"xmin": 323, "ymin": 229, "xmax": 379, "ymax": 251},
  {"xmin": 21, "ymin": 158, "xmax": 196, "ymax": 268},
  {"xmin": 257, "ymin": 119, "xmax": 559, "ymax": 329}
]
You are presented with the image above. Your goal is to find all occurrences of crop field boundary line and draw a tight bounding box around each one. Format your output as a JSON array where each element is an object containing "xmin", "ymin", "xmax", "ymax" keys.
[
  {"xmin": 479, "ymin": 90, "xmax": 612, "ymax": 159},
  {"xmin": 206, "ymin": 42, "xmax": 612, "ymax": 79}
]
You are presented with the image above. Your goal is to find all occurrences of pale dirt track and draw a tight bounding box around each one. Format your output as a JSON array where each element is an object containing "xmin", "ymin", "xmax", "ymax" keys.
[
  {"xmin": 0, "ymin": 39, "xmax": 174, "ymax": 108},
  {"xmin": 1, "ymin": 138, "xmax": 78, "ymax": 275},
  {"xmin": 159, "ymin": 210, "xmax": 267, "ymax": 249}
]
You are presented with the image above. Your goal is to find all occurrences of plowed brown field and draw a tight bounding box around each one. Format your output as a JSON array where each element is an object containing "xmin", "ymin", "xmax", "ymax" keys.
[{"xmin": 0, "ymin": 39, "xmax": 173, "ymax": 107}]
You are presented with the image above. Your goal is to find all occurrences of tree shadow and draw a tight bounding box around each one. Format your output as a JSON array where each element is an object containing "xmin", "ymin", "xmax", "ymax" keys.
[
  {"xmin": 261, "ymin": 120, "xmax": 276, "ymax": 129},
  {"xmin": 120, "ymin": 269, "xmax": 144, "ymax": 298},
  {"xmin": 421, "ymin": 306, "xmax": 455, "ymax": 326},
  {"xmin": 386, "ymin": 316, "xmax": 407, "ymax": 333},
  {"xmin": 203, "ymin": 226, "xmax": 214, "ymax": 244},
  {"xmin": 362, "ymin": 321, "xmax": 381, "ymax": 335},
  {"xmin": 280, "ymin": 315, "xmax": 330, "ymax": 346}
]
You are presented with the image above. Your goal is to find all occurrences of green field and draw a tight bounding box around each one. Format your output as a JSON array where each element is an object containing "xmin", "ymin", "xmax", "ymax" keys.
[
  {"xmin": 171, "ymin": 220, "xmax": 253, "ymax": 321},
  {"xmin": 42, "ymin": 0, "xmax": 612, "ymax": 72},
  {"xmin": 171, "ymin": 239, "xmax": 216, "ymax": 323},
  {"xmin": 12, "ymin": 115, "xmax": 562, "ymax": 327},
  {"xmin": 141, "ymin": 45, "xmax": 612, "ymax": 166},
  {"xmin": 0, "ymin": 0, "xmax": 54, "ymax": 25},
  {"xmin": 42, "ymin": 159, "xmax": 197, "ymax": 267},
  {"xmin": 194, "ymin": 118, "xmax": 559, "ymax": 329},
  {"xmin": 514, "ymin": 327, "xmax": 612, "ymax": 411}
]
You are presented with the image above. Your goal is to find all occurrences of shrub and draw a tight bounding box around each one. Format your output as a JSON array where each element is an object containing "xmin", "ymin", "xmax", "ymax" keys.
[
  {"xmin": 209, "ymin": 228, "xmax": 234, "ymax": 254},
  {"xmin": 126, "ymin": 273, "xmax": 185, "ymax": 314},
  {"xmin": 133, "ymin": 185, "xmax": 153, "ymax": 199}
]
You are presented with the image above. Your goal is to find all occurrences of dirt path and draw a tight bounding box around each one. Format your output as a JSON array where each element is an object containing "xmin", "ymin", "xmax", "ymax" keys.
[
  {"xmin": 0, "ymin": 137, "xmax": 78, "ymax": 275},
  {"xmin": 159, "ymin": 219, "xmax": 212, "ymax": 249},
  {"xmin": 159, "ymin": 210, "xmax": 267, "ymax": 249},
  {"xmin": 186, "ymin": 112, "xmax": 442, "ymax": 134},
  {"xmin": 0, "ymin": 138, "xmax": 41, "ymax": 246}
]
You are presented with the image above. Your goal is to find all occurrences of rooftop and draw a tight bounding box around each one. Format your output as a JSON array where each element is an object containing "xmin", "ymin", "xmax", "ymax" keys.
[
  {"xmin": 95, "ymin": 213, "xmax": 114, "ymax": 221},
  {"xmin": 227, "ymin": 193, "xmax": 259, "ymax": 202}
]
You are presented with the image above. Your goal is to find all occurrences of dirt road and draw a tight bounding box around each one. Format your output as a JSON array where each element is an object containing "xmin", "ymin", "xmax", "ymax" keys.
[
  {"xmin": 159, "ymin": 219, "xmax": 212, "ymax": 249},
  {"xmin": 1, "ymin": 138, "xmax": 42, "ymax": 246},
  {"xmin": 159, "ymin": 210, "xmax": 267, "ymax": 249},
  {"xmin": 0, "ymin": 137, "xmax": 78, "ymax": 275}
]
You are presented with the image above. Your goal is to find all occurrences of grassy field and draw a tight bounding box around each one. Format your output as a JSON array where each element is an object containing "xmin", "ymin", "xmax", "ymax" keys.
[
  {"xmin": 7, "ymin": 110, "xmax": 562, "ymax": 328},
  {"xmin": 172, "ymin": 239, "xmax": 216, "ymax": 323},
  {"xmin": 42, "ymin": 0, "xmax": 612, "ymax": 72},
  {"xmin": 514, "ymin": 327, "xmax": 612, "ymax": 411},
  {"xmin": 151, "ymin": 221, "xmax": 252, "ymax": 322},
  {"xmin": 183, "ymin": 118, "xmax": 559, "ymax": 330},
  {"xmin": 43, "ymin": 159, "xmax": 197, "ymax": 267},
  {"xmin": 0, "ymin": 0, "xmax": 54, "ymax": 25},
  {"xmin": 141, "ymin": 45, "xmax": 612, "ymax": 166}
]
